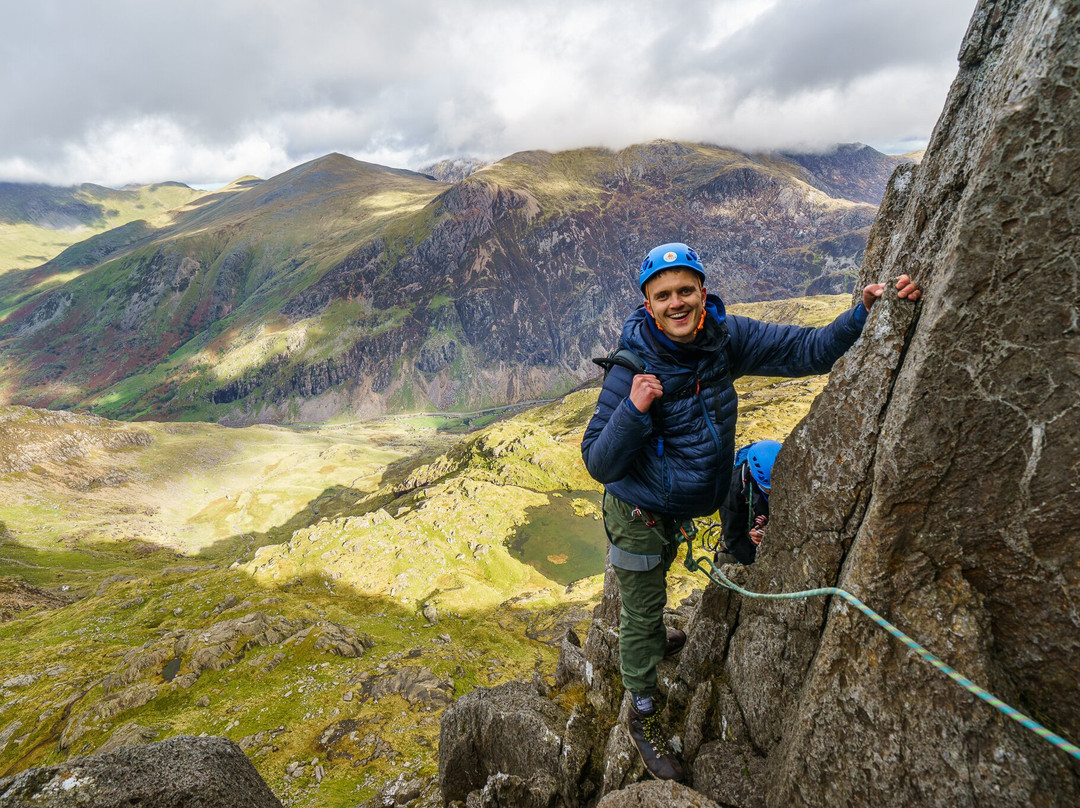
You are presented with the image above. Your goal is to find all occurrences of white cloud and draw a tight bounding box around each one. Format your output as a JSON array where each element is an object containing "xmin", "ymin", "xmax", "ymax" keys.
[
  {"xmin": 1, "ymin": 116, "xmax": 293, "ymax": 187},
  {"xmin": 0, "ymin": 0, "xmax": 979, "ymax": 187}
]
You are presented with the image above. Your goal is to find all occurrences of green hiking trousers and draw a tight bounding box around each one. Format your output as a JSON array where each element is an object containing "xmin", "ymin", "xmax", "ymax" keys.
[{"xmin": 603, "ymin": 492, "xmax": 680, "ymax": 697}]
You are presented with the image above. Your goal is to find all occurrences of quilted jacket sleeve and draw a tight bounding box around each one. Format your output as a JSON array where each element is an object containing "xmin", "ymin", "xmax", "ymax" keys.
[
  {"xmin": 727, "ymin": 305, "xmax": 866, "ymax": 378},
  {"xmin": 581, "ymin": 365, "xmax": 653, "ymax": 484}
]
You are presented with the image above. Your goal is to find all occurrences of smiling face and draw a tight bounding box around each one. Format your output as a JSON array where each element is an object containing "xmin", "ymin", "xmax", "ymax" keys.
[{"xmin": 643, "ymin": 268, "xmax": 706, "ymax": 343}]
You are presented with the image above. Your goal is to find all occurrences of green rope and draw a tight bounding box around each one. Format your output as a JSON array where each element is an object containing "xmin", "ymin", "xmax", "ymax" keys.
[{"xmin": 682, "ymin": 544, "xmax": 1080, "ymax": 762}]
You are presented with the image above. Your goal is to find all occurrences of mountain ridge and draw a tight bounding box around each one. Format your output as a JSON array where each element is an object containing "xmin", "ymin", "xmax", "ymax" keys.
[{"xmin": 0, "ymin": 141, "xmax": 901, "ymax": 423}]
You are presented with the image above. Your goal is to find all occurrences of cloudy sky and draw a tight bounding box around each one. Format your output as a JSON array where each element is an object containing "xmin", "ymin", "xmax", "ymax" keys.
[{"xmin": 1, "ymin": 0, "xmax": 978, "ymax": 188}]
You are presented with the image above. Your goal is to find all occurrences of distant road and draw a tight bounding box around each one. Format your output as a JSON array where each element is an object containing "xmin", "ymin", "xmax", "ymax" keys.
[{"xmin": 289, "ymin": 398, "xmax": 560, "ymax": 430}]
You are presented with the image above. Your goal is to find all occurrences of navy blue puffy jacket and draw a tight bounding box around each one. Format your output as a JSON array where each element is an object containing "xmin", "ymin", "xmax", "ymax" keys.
[{"xmin": 581, "ymin": 294, "xmax": 865, "ymax": 518}]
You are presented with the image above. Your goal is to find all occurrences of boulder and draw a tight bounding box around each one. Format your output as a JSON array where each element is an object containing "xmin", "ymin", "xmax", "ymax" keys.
[
  {"xmin": 356, "ymin": 666, "xmax": 454, "ymax": 710},
  {"xmin": 595, "ymin": 781, "xmax": 722, "ymax": 808},
  {"xmin": 0, "ymin": 735, "xmax": 281, "ymax": 807},
  {"xmin": 438, "ymin": 681, "xmax": 598, "ymax": 806},
  {"xmin": 311, "ymin": 620, "xmax": 374, "ymax": 657},
  {"xmin": 579, "ymin": 567, "xmax": 623, "ymax": 713},
  {"xmin": 554, "ymin": 628, "xmax": 587, "ymax": 689}
]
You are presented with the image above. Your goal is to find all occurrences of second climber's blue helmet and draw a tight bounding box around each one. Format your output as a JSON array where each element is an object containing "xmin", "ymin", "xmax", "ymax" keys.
[
  {"xmin": 746, "ymin": 440, "xmax": 782, "ymax": 491},
  {"xmin": 639, "ymin": 242, "xmax": 705, "ymax": 294}
]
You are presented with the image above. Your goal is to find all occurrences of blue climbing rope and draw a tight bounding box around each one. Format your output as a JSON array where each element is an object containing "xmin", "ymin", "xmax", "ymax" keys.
[{"xmin": 682, "ymin": 544, "xmax": 1080, "ymax": 762}]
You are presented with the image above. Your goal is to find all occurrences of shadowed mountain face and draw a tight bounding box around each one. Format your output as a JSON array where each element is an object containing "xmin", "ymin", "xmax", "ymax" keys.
[{"xmin": 0, "ymin": 144, "xmax": 906, "ymax": 423}]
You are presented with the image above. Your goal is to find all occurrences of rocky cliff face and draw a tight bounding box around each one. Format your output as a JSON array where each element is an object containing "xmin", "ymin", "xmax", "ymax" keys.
[{"xmin": 438, "ymin": 0, "xmax": 1080, "ymax": 805}]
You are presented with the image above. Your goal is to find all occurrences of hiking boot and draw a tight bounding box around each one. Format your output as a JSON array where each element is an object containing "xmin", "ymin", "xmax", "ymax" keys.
[
  {"xmin": 714, "ymin": 550, "xmax": 740, "ymax": 566},
  {"xmin": 664, "ymin": 627, "xmax": 686, "ymax": 658},
  {"xmin": 627, "ymin": 698, "xmax": 685, "ymax": 781}
]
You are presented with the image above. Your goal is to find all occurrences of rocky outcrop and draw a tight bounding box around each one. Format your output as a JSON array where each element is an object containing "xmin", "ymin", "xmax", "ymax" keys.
[
  {"xmin": 0, "ymin": 406, "xmax": 152, "ymax": 474},
  {"xmin": 734, "ymin": 1, "xmax": 1080, "ymax": 803},
  {"xmin": 438, "ymin": 681, "xmax": 600, "ymax": 807},
  {"xmin": 595, "ymin": 781, "xmax": 722, "ymax": 808},
  {"xmin": 0, "ymin": 578, "xmax": 72, "ymax": 622},
  {"xmin": 420, "ymin": 157, "xmax": 491, "ymax": 183},
  {"xmin": 351, "ymin": 666, "xmax": 454, "ymax": 710},
  {"xmin": 0, "ymin": 735, "xmax": 281, "ymax": 807},
  {"xmin": 438, "ymin": 0, "xmax": 1080, "ymax": 805}
]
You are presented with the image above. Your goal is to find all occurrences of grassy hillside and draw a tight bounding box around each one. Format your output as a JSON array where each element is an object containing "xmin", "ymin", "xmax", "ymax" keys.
[{"xmin": 0, "ymin": 394, "xmax": 607, "ymax": 806}]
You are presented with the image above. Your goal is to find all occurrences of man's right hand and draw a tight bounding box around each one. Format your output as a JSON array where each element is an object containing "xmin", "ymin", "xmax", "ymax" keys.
[{"xmin": 629, "ymin": 373, "xmax": 664, "ymax": 413}]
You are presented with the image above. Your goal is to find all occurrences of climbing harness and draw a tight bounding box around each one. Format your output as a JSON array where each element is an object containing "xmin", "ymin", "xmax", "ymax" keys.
[{"xmin": 678, "ymin": 534, "xmax": 1080, "ymax": 762}]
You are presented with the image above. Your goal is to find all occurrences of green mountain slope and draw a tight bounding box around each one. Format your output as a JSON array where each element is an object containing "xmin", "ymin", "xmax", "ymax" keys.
[
  {"xmin": 0, "ymin": 182, "xmax": 204, "ymax": 274},
  {"xmin": 0, "ymin": 144, "xmax": 900, "ymax": 424}
]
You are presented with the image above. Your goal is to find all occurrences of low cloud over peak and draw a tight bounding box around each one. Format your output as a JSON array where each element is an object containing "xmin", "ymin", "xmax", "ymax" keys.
[{"xmin": 1, "ymin": 0, "xmax": 977, "ymax": 187}]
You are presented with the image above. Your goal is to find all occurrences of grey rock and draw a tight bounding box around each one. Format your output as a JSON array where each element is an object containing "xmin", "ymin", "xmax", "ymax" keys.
[
  {"xmin": 312, "ymin": 620, "xmax": 374, "ymax": 657},
  {"xmin": 96, "ymin": 723, "xmax": 160, "ymax": 753},
  {"xmin": 215, "ymin": 593, "xmax": 238, "ymax": 612},
  {"xmin": 238, "ymin": 725, "xmax": 285, "ymax": 752},
  {"xmin": 438, "ymin": 681, "xmax": 597, "ymax": 806},
  {"xmin": 690, "ymin": 740, "xmax": 765, "ymax": 808},
  {"xmin": 466, "ymin": 772, "xmax": 559, "ymax": 808},
  {"xmin": 555, "ymin": 628, "xmax": 587, "ymax": 689},
  {"xmin": 375, "ymin": 773, "xmax": 428, "ymax": 807},
  {"xmin": 0, "ymin": 675, "xmax": 36, "ymax": 690},
  {"xmin": 357, "ymin": 667, "xmax": 453, "ymax": 710},
  {"xmin": 596, "ymin": 781, "xmax": 722, "ymax": 808},
  {"xmin": 0, "ymin": 721, "xmax": 22, "ymax": 755},
  {"xmin": 598, "ymin": 720, "xmax": 639, "ymax": 797},
  {"xmin": 580, "ymin": 566, "xmax": 624, "ymax": 714},
  {"xmin": 112, "ymin": 591, "xmax": 145, "ymax": 613},
  {"xmin": 0, "ymin": 735, "xmax": 281, "ymax": 807}
]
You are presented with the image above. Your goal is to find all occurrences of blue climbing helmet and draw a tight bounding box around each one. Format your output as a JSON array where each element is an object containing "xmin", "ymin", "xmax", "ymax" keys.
[
  {"xmin": 745, "ymin": 440, "xmax": 782, "ymax": 491},
  {"xmin": 639, "ymin": 242, "xmax": 705, "ymax": 294}
]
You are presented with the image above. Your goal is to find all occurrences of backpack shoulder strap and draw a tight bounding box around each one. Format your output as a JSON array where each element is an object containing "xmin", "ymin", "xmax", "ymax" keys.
[{"xmin": 592, "ymin": 347, "xmax": 646, "ymax": 377}]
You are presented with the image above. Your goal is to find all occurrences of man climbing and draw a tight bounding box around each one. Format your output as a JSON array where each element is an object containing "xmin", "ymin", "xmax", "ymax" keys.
[
  {"xmin": 581, "ymin": 242, "xmax": 920, "ymax": 781},
  {"xmin": 715, "ymin": 439, "xmax": 781, "ymax": 566}
]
